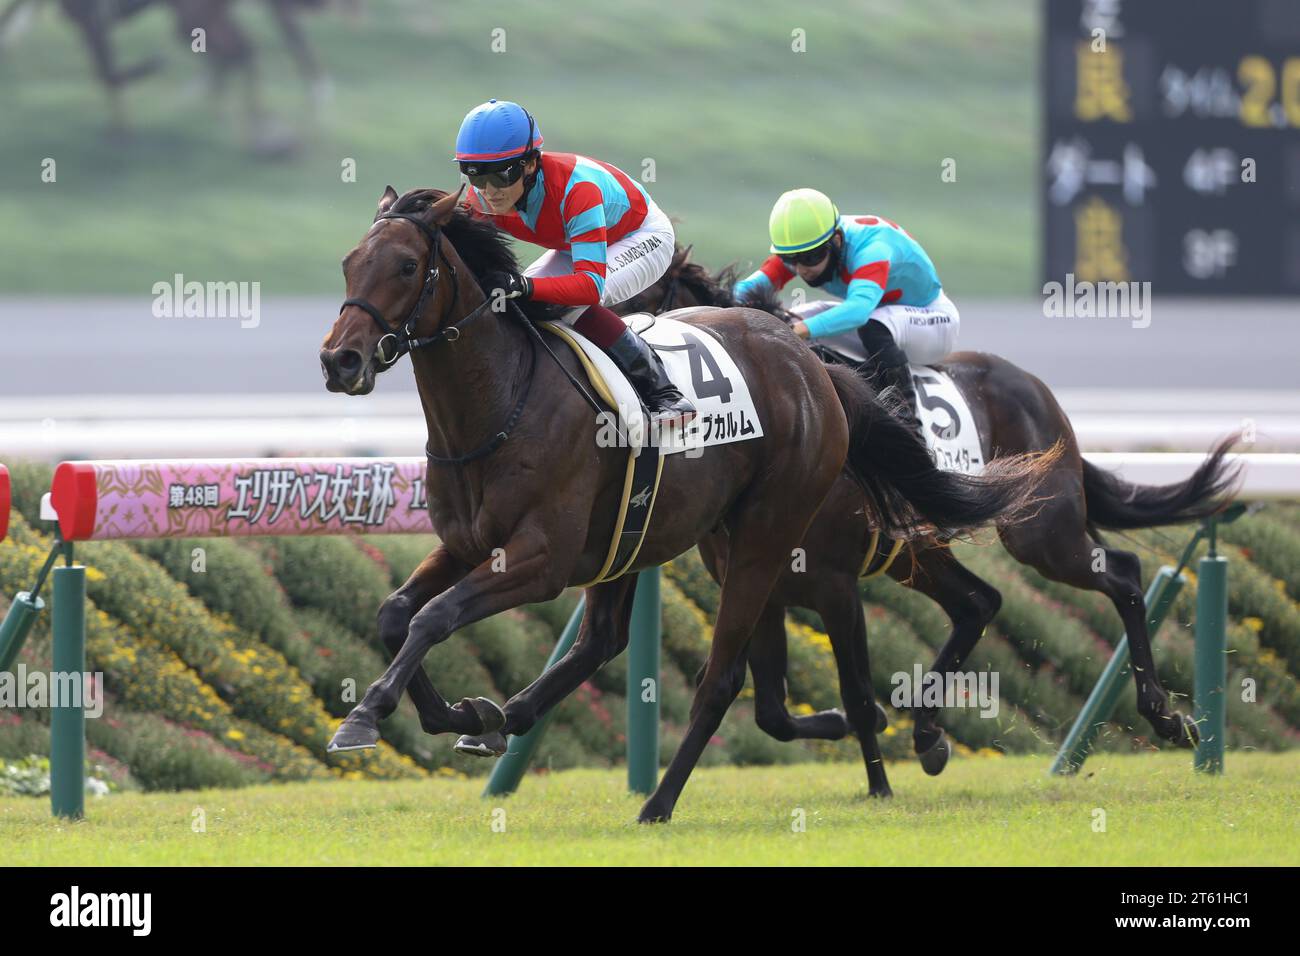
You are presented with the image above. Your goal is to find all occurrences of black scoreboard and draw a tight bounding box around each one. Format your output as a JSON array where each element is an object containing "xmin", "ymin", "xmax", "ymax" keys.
[{"xmin": 1044, "ymin": 0, "xmax": 1300, "ymax": 294}]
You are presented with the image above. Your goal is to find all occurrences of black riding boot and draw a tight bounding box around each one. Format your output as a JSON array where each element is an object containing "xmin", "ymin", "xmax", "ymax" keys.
[
  {"xmin": 859, "ymin": 325, "xmax": 924, "ymax": 441},
  {"xmin": 605, "ymin": 327, "xmax": 697, "ymax": 429}
]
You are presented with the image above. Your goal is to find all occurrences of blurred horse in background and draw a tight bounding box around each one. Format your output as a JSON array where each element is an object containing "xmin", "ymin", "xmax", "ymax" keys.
[{"xmin": 0, "ymin": 0, "xmax": 358, "ymax": 153}]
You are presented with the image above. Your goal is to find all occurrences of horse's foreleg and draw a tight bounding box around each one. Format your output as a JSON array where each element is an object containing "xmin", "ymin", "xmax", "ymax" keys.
[
  {"xmin": 375, "ymin": 545, "xmax": 472, "ymax": 736},
  {"xmin": 328, "ymin": 532, "xmax": 567, "ymax": 752}
]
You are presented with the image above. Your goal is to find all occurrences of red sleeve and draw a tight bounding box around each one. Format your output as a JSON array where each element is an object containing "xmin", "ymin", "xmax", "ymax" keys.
[
  {"xmin": 529, "ymin": 273, "xmax": 602, "ymax": 306},
  {"xmin": 759, "ymin": 254, "xmax": 796, "ymax": 290},
  {"xmin": 529, "ymin": 182, "xmax": 607, "ymax": 306}
]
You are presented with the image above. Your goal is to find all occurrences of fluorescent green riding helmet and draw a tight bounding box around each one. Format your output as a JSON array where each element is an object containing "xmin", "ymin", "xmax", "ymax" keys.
[{"xmin": 768, "ymin": 188, "xmax": 840, "ymax": 254}]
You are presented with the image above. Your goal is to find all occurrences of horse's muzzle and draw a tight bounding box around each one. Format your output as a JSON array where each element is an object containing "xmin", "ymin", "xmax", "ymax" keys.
[{"xmin": 320, "ymin": 346, "xmax": 372, "ymax": 394}]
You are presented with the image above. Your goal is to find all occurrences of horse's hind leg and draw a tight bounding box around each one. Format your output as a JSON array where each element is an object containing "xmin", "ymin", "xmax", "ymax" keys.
[
  {"xmin": 890, "ymin": 544, "xmax": 1002, "ymax": 774},
  {"xmin": 461, "ymin": 575, "xmax": 639, "ymax": 751},
  {"xmin": 749, "ymin": 601, "xmax": 851, "ymax": 742},
  {"xmin": 638, "ymin": 485, "xmax": 832, "ymax": 823},
  {"xmin": 813, "ymin": 577, "xmax": 892, "ymax": 797},
  {"xmin": 998, "ymin": 493, "xmax": 1199, "ymax": 748}
]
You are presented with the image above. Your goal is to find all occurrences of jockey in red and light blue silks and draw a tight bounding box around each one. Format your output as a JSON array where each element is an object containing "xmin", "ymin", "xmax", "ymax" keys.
[
  {"xmin": 454, "ymin": 99, "xmax": 694, "ymax": 429},
  {"xmin": 733, "ymin": 188, "xmax": 960, "ymax": 437}
]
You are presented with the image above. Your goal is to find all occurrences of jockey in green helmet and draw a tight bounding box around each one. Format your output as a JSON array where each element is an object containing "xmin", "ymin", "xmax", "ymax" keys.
[{"xmin": 734, "ymin": 188, "xmax": 960, "ymax": 437}]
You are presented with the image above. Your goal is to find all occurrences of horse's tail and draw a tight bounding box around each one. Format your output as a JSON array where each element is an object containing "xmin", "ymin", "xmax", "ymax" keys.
[
  {"xmin": 1082, "ymin": 435, "xmax": 1241, "ymax": 531},
  {"xmin": 824, "ymin": 363, "xmax": 1058, "ymax": 537}
]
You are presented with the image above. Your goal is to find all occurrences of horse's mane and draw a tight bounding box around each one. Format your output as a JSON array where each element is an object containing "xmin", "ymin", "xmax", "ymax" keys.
[
  {"xmin": 732, "ymin": 271, "xmax": 792, "ymax": 320},
  {"xmin": 664, "ymin": 247, "xmax": 740, "ymax": 308},
  {"xmin": 387, "ymin": 188, "xmax": 566, "ymax": 324},
  {"xmin": 661, "ymin": 245, "xmax": 795, "ymax": 323}
]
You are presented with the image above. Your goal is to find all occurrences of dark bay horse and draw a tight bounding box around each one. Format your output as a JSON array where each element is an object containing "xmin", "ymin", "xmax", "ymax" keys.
[
  {"xmin": 618, "ymin": 248, "xmax": 1240, "ymax": 784},
  {"xmin": 318, "ymin": 187, "xmax": 1051, "ymax": 821}
]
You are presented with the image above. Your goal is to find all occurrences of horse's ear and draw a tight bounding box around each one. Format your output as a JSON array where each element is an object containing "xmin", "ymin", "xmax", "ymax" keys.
[
  {"xmin": 428, "ymin": 184, "xmax": 465, "ymax": 225},
  {"xmin": 679, "ymin": 244, "xmax": 695, "ymax": 268},
  {"xmin": 377, "ymin": 185, "xmax": 399, "ymax": 217}
]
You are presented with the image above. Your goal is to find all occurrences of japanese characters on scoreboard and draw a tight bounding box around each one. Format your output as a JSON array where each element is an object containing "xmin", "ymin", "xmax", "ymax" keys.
[{"xmin": 1044, "ymin": 0, "xmax": 1300, "ymax": 294}]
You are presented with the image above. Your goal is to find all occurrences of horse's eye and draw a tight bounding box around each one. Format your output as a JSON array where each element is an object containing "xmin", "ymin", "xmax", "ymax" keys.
[{"xmin": 401, "ymin": 260, "xmax": 417, "ymax": 277}]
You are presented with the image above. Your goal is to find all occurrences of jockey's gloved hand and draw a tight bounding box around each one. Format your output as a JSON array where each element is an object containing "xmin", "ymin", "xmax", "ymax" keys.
[{"xmin": 484, "ymin": 271, "xmax": 532, "ymax": 301}]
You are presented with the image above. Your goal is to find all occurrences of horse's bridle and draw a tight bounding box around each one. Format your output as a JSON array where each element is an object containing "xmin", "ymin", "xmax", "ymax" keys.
[
  {"xmin": 337, "ymin": 207, "xmax": 621, "ymax": 465},
  {"xmin": 337, "ymin": 210, "xmax": 533, "ymax": 466},
  {"xmin": 339, "ymin": 212, "xmax": 496, "ymax": 368}
]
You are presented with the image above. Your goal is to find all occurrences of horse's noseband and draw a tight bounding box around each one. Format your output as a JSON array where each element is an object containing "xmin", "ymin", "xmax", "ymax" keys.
[{"xmin": 338, "ymin": 211, "xmax": 485, "ymax": 368}]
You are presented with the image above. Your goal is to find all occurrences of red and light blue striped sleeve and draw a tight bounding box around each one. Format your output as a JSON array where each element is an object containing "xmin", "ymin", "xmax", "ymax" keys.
[
  {"xmin": 526, "ymin": 181, "xmax": 608, "ymax": 306},
  {"xmin": 733, "ymin": 255, "xmax": 796, "ymax": 301},
  {"xmin": 803, "ymin": 255, "xmax": 890, "ymax": 338}
]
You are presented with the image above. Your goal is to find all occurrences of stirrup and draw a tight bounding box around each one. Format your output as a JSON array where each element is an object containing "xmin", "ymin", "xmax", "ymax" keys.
[{"xmin": 648, "ymin": 396, "xmax": 696, "ymax": 429}]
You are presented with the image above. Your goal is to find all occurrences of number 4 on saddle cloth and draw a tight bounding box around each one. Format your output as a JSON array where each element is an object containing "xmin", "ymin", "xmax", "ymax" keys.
[
  {"xmin": 813, "ymin": 331, "xmax": 985, "ymax": 477},
  {"xmin": 540, "ymin": 312, "xmax": 765, "ymax": 587}
]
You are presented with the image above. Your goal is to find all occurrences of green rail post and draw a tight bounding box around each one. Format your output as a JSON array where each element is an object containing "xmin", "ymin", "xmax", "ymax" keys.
[
  {"xmin": 1, "ymin": 540, "xmax": 63, "ymax": 673},
  {"xmin": 1049, "ymin": 565, "xmax": 1185, "ymax": 775},
  {"xmin": 50, "ymin": 554, "xmax": 86, "ymax": 819},
  {"xmin": 0, "ymin": 591, "xmax": 44, "ymax": 674},
  {"xmin": 483, "ymin": 595, "xmax": 586, "ymax": 797},
  {"xmin": 1194, "ymin": 519, "xmax": 1227, "ymax": 774},
  {"xmin": 626, "ymin": 568, "xmax": 661, "ymax": 794}
]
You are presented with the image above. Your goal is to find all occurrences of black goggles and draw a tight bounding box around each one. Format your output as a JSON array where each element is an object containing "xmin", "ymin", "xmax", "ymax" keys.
[
  {"xmin": 461, "ymin": 159, "xmax": 528, "ymax": 189},
  {"xmin": 779, "ymin": 243, "xmax": 831, "ymax": 268},
  {"xmin": 461, "ymin": 109, "xmax": 536, "ymax": 189}
]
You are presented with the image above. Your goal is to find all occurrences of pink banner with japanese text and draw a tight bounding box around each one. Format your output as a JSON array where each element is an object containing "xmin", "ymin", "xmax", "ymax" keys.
[{"xmin": 50, "ymin": 458, "xmax": 435, "ymax": 541}]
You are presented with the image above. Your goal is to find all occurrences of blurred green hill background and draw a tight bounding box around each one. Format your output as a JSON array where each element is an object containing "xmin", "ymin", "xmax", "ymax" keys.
[{"xmin": 0, "ymin": 0, "xmax": 1036, "ymax": 294}]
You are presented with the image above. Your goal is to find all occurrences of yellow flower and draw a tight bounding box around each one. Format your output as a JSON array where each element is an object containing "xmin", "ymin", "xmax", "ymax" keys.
[{"xmin": 225, "ymin": 729, "xmax": 245, "ymax": 741}]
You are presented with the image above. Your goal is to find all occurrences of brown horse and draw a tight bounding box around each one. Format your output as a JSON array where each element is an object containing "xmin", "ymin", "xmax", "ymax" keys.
[
  {"xmin": 317, "ymin": 187, "xmax": 1050, "ymax": 821},
  {"xmin": 617, "ymin": 248, "xmax": 1240, "ymax": 784}
]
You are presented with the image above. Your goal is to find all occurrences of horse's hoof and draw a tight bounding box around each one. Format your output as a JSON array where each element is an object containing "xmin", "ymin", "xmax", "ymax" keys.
[
  {"xmin": 457, "ymin": 696, "xmax": 506, "ymax": 735},
  {"xmin": 918, "ymin": 732, "xmax": 951, "ymax": 776},
  {"xmin": 453, "ymin": 731, "xmax": 508, "ymax": 758},
  {"xmin": 868, "ymin": 785, "xmax": 894, "ymax": 800},
  {"xmin": 874, "ymin": 701, "xmax": 889, "ymax": 734},
  {"xmin": 637, "ymin": 800, "xmax": 672, "ymax": 824},
  {"xmin": 328, "ymin": 716, "xmax": 380, "ymax": 753}
]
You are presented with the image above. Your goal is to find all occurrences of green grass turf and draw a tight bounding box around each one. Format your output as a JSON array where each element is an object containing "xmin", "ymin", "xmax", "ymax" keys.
[
  {"xmin": 0, "ymin": 0, "xmax": 1036, "ymax": 294},
  {"xmin": 2, "ymin": 752, "xmax": 1295, "ymax": 866}
]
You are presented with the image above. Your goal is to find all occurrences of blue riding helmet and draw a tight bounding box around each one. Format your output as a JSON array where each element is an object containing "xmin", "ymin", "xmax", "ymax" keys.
[{"xmin": 453, "ymin": 99, "xmax": 544, "ymax": 165}]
